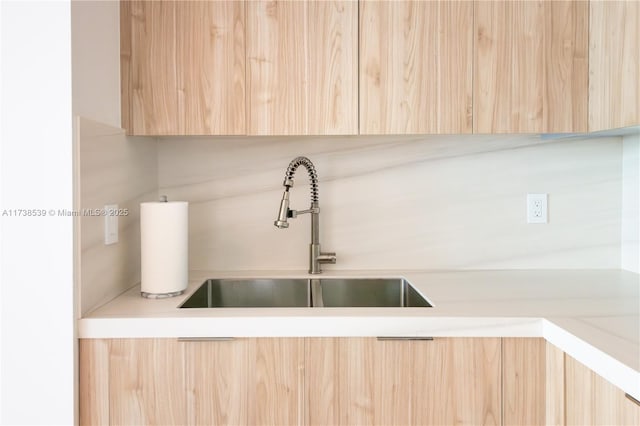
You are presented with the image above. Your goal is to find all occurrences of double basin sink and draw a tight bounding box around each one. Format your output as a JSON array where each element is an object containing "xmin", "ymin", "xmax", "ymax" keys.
[{"xmin": 180, "ymin": 278, "xmax": 432, "ymax": 309}]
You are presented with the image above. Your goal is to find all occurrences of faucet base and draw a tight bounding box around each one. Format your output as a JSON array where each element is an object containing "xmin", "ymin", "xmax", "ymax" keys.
[{"xmin": 309, "ymin": 243, "xmax": 337, "ymax": 274}]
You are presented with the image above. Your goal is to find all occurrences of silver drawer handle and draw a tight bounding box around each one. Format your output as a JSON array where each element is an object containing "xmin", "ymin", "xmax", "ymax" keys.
[
  {"xmin": 177, "ymin": 337, "xmax": 235, "ymax": 342},
  {"xmin": 377, "ymin": 336, "xmax": 434, "ymax": 341},
  {"xmin": 626, "ymin": 393, "xmax": 640, "ymax": 407}
]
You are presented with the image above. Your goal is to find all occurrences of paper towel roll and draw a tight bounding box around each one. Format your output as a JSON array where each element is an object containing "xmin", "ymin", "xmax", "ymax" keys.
[{"xmin": 140, "ymin": 201, "xmax": 188, "ymax": 298}]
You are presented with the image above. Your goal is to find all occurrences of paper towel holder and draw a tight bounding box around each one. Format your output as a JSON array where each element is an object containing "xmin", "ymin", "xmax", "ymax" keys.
[
  {"xmin": 140, "ymin": 198, "xmax": 189, "ymax": 299},
  {"xmin": 142, "ymin": 289, "xmax": 185, "ymax": 299}
]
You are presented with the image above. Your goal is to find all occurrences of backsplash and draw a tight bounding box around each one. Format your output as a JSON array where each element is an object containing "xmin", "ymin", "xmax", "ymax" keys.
[
  {"xmin": 622, "ymin": 133, "xmax": 640, "ymax": 273},
  {"xmin": 158, "ymin": 134, "xmax": 622, "ymax": 271},
  {"xmin": 76, "ymin": 118, "xmax": 157, "ymax": 315}
]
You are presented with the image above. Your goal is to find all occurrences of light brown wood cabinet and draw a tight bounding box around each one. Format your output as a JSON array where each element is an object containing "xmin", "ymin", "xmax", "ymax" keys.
[
  {"xmin": 80, "ymin": 337, "xmax": 502, "ymax": 425},
  {"xmin": 79, "ymin": 339, "xmax": 188, "ymax": 425},
  {"xmin": 80, "ymin": 337, "xmax": 639, "ymax": 425},
  {"xmin": 306, "ymin": 337, "xmax": 501, "ymax": 425},
  {"xmin": 187, "ymin": 338, "xmax": 304, "ymax": 425},
  {"xmin": 80, "ymin": 338, "xmax": 305, "ymax": 426},
  {"xmin": 359, "ymin": 1, "xmax": 473, "ymax": 134},
  {"xmin": 589, "ymin": 1, "xmax": 640, "ymax": 132},
  {"xmin": 502, "ymin": 338, "xmax": 565, "ymax": 426},
  {"xmin": 474, "ymin": 0, "xmax": 588, "ymax": 133},
  {"xmin": 121, "ymin": 1, "xmax": 246, "ymax": 135},
  {"xmin": 247, "ymin": 0, "xmax": 357, "ymax": 135},
  {"xmin": 503, "ymin": 339, "xmax": 640, "ymax": 426},
  {"xmin": 120, "ymin": 0, "xmax": 637, "ymax": 136},
  {"xmin": 121, "ymin": 0, "xmax": 356, "ymax": 136},
  {"xmin": 566, "ymin": 354, "xmax": 640, "ymax": 426}
]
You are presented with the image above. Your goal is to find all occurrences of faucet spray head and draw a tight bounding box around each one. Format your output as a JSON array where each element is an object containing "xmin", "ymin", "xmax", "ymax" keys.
[{"xmin": 274, "ymin": 190, "xmax": 290, "ymax": 228}]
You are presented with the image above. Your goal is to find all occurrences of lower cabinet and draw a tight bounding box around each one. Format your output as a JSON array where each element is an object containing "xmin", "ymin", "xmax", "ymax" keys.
[
  {"xmin": 80, "ymin": 338, "xmax": 304, "ymax": 426},
  {"xmin": 186, "ymin": 338, "xmax": 304, "ymax": 425},
  {"xmin": 565, "ymin": 354, "xmax": 640, "ymax": 426},
  {"xmin": 79, "ymin": 337, "xmax": 640, "ymax": 426},
  {"xmin": 306, "ymin": 338, "xmax": 501, "ymax": 425},
  {"xmin": 502, "ymin": 338, "xmax": 565, "ymax": 425}
]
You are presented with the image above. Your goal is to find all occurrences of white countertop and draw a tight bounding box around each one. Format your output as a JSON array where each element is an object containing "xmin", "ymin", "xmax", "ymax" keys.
[{"xmin": 79, "ymin": 269, "xmax": 640, "ymax": 399}]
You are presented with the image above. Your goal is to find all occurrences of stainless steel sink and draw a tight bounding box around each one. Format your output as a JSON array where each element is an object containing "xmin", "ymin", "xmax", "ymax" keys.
[
  {"xmin": 179, "ymin": 278, "xmax": 431, "ymax": 308},
  {"xmin": 318, "ymin": 278, "xmax": 431, "ymax": 307},
  {"xmin": 180, "ymin": 279, "xmax": 311, "ymax": 308}
]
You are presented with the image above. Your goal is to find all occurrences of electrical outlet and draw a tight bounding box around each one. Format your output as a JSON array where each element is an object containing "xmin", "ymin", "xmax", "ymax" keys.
[
  {"xmin": 527, "ymin": 194, "xmax": 548, "ymax": 224},
  {"xmin": 104, "ymin": 204, "xmax": 119, "ymax": 244}
]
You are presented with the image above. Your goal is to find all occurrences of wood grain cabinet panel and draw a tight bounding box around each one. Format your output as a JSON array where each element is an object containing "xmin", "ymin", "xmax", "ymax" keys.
[
  {"xmin": 79, "ymin": 339, "xmax": 110, "ymax": 426},
  {"xmin": 80, "ymin": 338, "xmax": 640, "ymax": 426},
  {"xmin": 247, "ymin": 1, "xmax": 357, "ymax": 135},
  {"xmin": 185, "ymin": 338, "xmax": 304, "ymax": 426},
  {"xmin": 80, "ymin": 338, "xmax": 304, "ymax": 426},
  {"xmin": 125, "ymin": 1, "xmax": 178, "ymax": 135},
  {"xmin": 359, "ymin": 1, "xmax": 473, "ymax": 134},
  {"xmin": 119, "ymin": 0, "xmax": 636, "ymax": 136},
  {"xmin": 184, "ymin": 338, "xmax": 252, "ymax": 425},
  {"xmin": 589, "ymin": 0, "xmax": 640, "ymax": 131},
  {"xmin": 308, "ymin": 1, "xmax": 358, "ymax": 135},
  {"xmin": 176, "ymin": 1, "xmax": 246, "ymax": 135},
  {"xmin": 253, "ymin": 338, "xmax": 306, "ymax": 425},
  {"xmin": 121, "ymin": 1, "xmax": 246, "ymax": 135},
  {"xmin": 503, "ymin": 338, "xmax": 546, "ymax": 425},
  {"xmin": 109, "ymin": 339, "xmax": 187, "ymax": 425},
  {"xmin": 566, "ymin": 354, "xmax": 640, "ymax": 426},
  {"xmin": 306, "ymin": 337, "xmax": 501, "ymax": 425},
  {"xmin": 411, "ymin": 338, "xmax": 502, "ymax": 426},
  {"xmin": 502, "ymin": 338, "xmax": 566, "ymax": 426},
  {"xmin": 474, "ymin": 0, "xmax": 588, "ymax": 133}
]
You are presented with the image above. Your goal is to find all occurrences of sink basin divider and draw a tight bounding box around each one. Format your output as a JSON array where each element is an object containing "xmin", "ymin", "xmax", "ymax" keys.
[{"xmin": 310, "ymin": 279, "xmax": 323, "ymax": 307}]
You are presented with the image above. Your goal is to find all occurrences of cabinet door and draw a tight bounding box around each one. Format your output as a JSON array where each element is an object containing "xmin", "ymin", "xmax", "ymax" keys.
[
  {"xmin": 81, "ymin": 339, "xmax": 188, "ymax": 425},
  {"xmin": 474, "ymin": 0, "xmax": 588, "ymax": 133},
  {"xmin": 185, "ymin": 338, "xmax": 305, "ymax": 426},
  {"xmin": 502, "ymin": 338, "xmax": 565, "ymax": 426},
  {"xmin": 359, "ymin": 1, "xmax": 473, "ymax": 134},
  {"xmin": 80, "ymin": 338, "xmax": 304, "ymax": 426},
  {"xmin": 589, "ymin": 1, "xmax": 640, "ymax": 131},
  {"xmin": 79, "ymin": 339, "xmax": 109, "ymax": 426},
  {"xmin": 185, "ymin": 338, "xmax": 252, "ymax": 425},
  {"xmin": 566, "ymin": 354, "xmax": 640, "ymax": 426},
  {"xmin": 121, "ymin": 1, "xmax": 246, "ymax": 135},
  {"xmin": 306, "ymin": 337, "xmax": 501, "ymax": 425},
  {"xmin": 109, "ymin": 339, "xmax": 187, "ymax": 425},
  {"xmin": 247, "ymin": 1, "xmax": 357, "ymax": 135}
]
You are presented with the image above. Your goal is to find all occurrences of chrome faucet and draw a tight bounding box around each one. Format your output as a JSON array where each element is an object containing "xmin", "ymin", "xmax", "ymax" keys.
[{"xmin": 274, "ymin": 156, "xmax": 337, "ymax": 274}]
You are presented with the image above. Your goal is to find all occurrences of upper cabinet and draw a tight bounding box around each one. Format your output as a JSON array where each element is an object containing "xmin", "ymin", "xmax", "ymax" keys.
[
  {"xmin": 122, "ymin": 0, "xmax": 356, "ymax": 136},
  {"xmin": 474, "ymin": 0, "xmax": 588, "ymax": 133},
  {"xmin": 247, "ymin": 1, "xmax": 357, "ymax": 135},
  {"xmin": 589, "ymin": 1, "xmax": 640, "ymax": 132},
  {"xmin": 120, "ymin": 0, "xmax": 637, "ymax": 136},
  {"xmin": 121, "ymin": 1, "xmax": 246, "ymax": 135},
  {"xmin": 359, "ymin": 1, "xmax": 473, "ymax": 134}
]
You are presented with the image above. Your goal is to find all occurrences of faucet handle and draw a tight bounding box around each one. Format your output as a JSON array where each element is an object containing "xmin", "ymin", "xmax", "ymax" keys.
[{"xmin": 318, "ymin": 252, "xmax": 337, "ymax": 264}]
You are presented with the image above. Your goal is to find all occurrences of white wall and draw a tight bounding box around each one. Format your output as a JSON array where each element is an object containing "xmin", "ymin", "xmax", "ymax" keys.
[
  {"xmin": 71, "ymin": 0, "xmax": 120, "ymax": 128},
  {"xmin": 77, "ymin": 118, "xmax": 157, "ymax": 316},
  {"xmin": 0, "ymin": 2, "xmax": 74, "ymax": 425},
  {"xmin": 159, "ymin": 134, "xmax": 623, "ymax": 271},
  {"xmin": 622, "ymin": 133, "xmax": 640, "ymax": 273},
  {"xmin": 70, "ymin": 0, "xmax": 124, "ymax": 315}
]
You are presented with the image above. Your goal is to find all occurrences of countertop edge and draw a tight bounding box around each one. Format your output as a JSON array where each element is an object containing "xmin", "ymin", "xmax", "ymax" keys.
[{"xmin": 542, "ymin": 318, "xmax": 640, "ymax": 401}]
